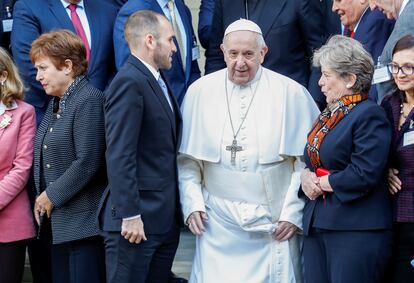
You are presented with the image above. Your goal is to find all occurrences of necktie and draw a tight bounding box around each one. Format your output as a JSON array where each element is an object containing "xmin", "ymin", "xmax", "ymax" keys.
[
  {"xmin": 157, "ymin": 76, "xmax": 174, "ymax": 111},
  {"xmin": 167, "ymin": 1, "xmax": 186, "ymax": 71},
  {"xmin": 68, "ymin": 4, "xmax": 90, "ymax": 63},
  {"xmin": 343, "ymin": 26, "xmax": 355, "ymax": 38}
]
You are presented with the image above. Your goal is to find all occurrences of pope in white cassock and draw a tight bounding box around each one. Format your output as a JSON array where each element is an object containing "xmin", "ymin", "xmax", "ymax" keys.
[{"xmin": 178, "ymin": 19, "xmax": 320, "ymax": 283}]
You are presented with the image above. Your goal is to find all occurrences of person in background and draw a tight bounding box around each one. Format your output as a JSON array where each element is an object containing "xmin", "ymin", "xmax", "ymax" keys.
[
  {"xmin": 332, "ymin": 0, "xmax": 394, "ymax": 101},
  {"xmin": 0, "ymin": 46, "xmax": 36, "ymax": 283},
  {"xmin": 30, "ymin": 30, "xmax": 107, "ymax": 283},
  {"xmin": 0, "ymin": 0, "xmax": 16, "ymax": 52},
  {"xmin": 114, "ymin": 0, "xmax": 201, "ymax": 105},
  {"xmin": 301, "ymin": 35, "xmax": 393, "ymax": 283},
  {"xmin": 11, "ymin": 0, "xmax": 118, "ymax": 125},
  {"xmin": 368, "ymin": 0, "xmax": 414, "ymax": 102},
  {"xmin": 381, "ymin": 34, "xmax": 414, "ymax": 283}
]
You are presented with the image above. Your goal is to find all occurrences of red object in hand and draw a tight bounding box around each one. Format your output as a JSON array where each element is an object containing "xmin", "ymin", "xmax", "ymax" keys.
[
  {"xmin": 315, "ymin": 168, "xmax": 330, "ymax": 205},
  {"xmin": 316, "ymin": 167, "xmax": 330, "ymax": 177}
]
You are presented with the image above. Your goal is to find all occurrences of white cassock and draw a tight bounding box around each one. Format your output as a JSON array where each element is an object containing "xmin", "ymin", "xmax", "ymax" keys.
[{"xmin": 178, "ymin": 67, "xmax": 320, "ymax": 283}]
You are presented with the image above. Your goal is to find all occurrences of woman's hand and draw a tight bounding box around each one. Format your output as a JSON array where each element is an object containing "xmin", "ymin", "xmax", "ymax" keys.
[
  {"xmin": 319, "ymin": 175, "xmax": 334, "ymax": 193},
  {"xmin": 35, "ymin": 191, "xmax": 54, "ymax": 218},
  {"xmin": 186, "ymin": 211, "xmax": 208, "ymax": 236},
  {"xmin": 388, "ymin": 168, "xmax": 402, "ymax": 195},
  {"xmin": 301, "ymin": 168, "xmax": 324, "ymax": 200}
]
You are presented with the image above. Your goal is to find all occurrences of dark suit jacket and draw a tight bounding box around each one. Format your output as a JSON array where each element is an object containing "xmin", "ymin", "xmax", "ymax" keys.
[
  {"xmin": 300, "ymin": 100, "xmax": 393, "ymax": 235},
  {"xmin": 322, "ymin": 0, "xmax": 341, "ymax": 38},
  {"xmin": 113, "ymin": 0, "xmax": 201, "ymax": 105},
  {"xmin": 11, "ymin": 0, "xmax": 118, "ymax": 123},
  {"xmin": 205, "ymin": 0, "xmax": 325, "ymax": 106},
  {"xmin": 353, "ymin": 9, "xmax": 395, "ymax": 101},
  {"xmin": 33, "ymin": 77, "xmax": 107, "ymax": 244},
  {"xmin": 198, "ymin": 0, "xmax": 215, "ymax": 49},
  {"xmin": 99, "ymin": 55, "xmax": 182, "ymax": 235},
  {"xmin": 0, "ymin": 0, "xmax": 15, "ymax": 52}
]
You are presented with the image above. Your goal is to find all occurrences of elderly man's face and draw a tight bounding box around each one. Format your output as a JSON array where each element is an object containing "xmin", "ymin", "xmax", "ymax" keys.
[
  {"xmin": 220, "ymin": 31, "xmax": 267, "ymax": 85},
  {"xmin": 332, "ymin": 0, "xmax": 368, "ymax": 30},
  {"xmin": 368, "ymin": 0, "xmax": 398, "ymax": 19}
]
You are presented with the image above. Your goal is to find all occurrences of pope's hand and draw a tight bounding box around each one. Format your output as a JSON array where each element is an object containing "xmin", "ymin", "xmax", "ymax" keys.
[
  {"xmin": 186, "ymin": 211, "xmax": 208, "ymax": 236},
  {"xmin": 301, "ymin": 168, "xmax": 324, "ymax": 200},
  {"xmin": 121, "ymin": 217, "xmax": 147, "ymax": 244},
  {"xmin": 273, "ymin": 221, "xmax": 298, "ymax": 241}
]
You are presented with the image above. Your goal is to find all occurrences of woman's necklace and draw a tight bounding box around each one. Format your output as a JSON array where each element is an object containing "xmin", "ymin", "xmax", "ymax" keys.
[{"xmin": 400, "ymin": 103, "xmax": 409, "ymax": 119}]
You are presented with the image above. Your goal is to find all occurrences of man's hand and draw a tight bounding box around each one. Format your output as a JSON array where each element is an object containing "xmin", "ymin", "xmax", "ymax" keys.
[
  {"xmin": 273, "ymin": 221, "xmax": 298, "ymax": 241},
  {"xmin": 121, "ymin": 217, "xmax": 147, "ymax": 244},
  {"xmin": 35, "ymin": 191, "xmax": 54, "ymax": 218},
  {"xmin": 186, "ymin": 211, "xmax": 208, "ymax": 236}
]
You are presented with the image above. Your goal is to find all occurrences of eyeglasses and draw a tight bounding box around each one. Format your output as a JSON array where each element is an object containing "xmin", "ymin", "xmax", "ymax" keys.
[{"xmin": 387, "ymin": 63, "xmax": 414, "ymax": 75}]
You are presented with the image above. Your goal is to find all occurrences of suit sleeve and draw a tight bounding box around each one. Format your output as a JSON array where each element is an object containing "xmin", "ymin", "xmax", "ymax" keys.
[
  {"xmin": 104, "ymin": 74, "xmax": 143, "ymax": 218},
  {"xmin": 113, "ymin": 5, "xmax": 131, "ymax": 70},
  {"xmin": 204, "ymin": 0, "xmax": 226, "ymax": 74},
  {"xmin": 11, "ymin": 1, "xmax": 48, "ymax": 111},
  {"xmin": 198, "ymin": 0, "xmax": 215, "ymax": 49},
  {"xmin": 328, "ymin": 106, "xmax": 392, "ymax": 203},
  {"xmin": 46, "ymin": 93, "xmax": 106, "ymax": 208},
  {"xmin": 113, "ymin": 2, "xmax": 149, "ymax": 70},
  {"xmin": 298, "ymin": 0, "xmax": 327, "ymax": 109},
  {"xmin": 182, "ymin": 4, "xmax": 201, "ymax": 85},
  {"xmin": 0, "ymin": 106, "xmax": 36, "ymax": 210}
]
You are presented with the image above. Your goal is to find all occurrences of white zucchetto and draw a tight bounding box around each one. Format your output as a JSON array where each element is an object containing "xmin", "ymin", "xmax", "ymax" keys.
[{"xmin": 224, "ymin": 19, "xmax": 262, "ymax": 36}]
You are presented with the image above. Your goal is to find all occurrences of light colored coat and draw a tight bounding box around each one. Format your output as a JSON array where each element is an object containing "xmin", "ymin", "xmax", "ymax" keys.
[{"xmin": 0, "ymin": 99, "xmax": 36, "ymax": 242}]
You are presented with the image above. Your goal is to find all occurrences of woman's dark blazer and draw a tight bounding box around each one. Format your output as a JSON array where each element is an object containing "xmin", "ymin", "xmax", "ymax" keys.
[
  {"xmin": 33, "ymin": 77, "xmax": 107, "ymax": 244},
  {"xmin": 301, "ymin": 100, "xmax": 393, "ymax": 235}
]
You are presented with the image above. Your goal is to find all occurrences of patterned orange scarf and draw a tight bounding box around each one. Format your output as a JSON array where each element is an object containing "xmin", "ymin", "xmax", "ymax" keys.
[{"xmin": 306, "ymin": 93, "xmax": 368, "ymax": 170}]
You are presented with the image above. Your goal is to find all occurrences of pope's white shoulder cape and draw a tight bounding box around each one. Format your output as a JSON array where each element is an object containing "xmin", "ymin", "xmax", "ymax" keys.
[{"xmin": 179, "ymin": 67, "xmax": 320, "ymax": 163}]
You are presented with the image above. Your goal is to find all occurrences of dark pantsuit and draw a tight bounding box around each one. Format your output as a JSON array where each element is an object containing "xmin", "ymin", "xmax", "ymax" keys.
[
  {"xmin": 103, "ymin": 224, "xmax": 179, "ymax": 283},
  {"xmin": 51, "ymin": 236, "xmax": 106, "ymax": 283},
  {"xmin": 0, "ymin": 240, "xmax": 27, "ymax": 283},
  {"xmin": 303, "ymin": 228, "xmax": 393, "ymax": 283},
  {"xmin": 389, "ymin": 223, "xmax": 414, "ymax": 283}
]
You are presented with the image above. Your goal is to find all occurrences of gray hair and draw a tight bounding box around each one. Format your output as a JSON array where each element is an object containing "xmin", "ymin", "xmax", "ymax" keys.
[
  {"xmin": 222, "ymin": 31, "xmax": 267, "ymax": 49},
  {"xmin": 313, "ymin": 35, "xmax": 374, "ymax": 94},
  {"xmin": 124, "ymin": 10, "xmax": 163, "ymax": 49}
]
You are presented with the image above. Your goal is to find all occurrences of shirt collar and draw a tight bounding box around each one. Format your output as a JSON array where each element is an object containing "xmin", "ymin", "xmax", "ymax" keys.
[
  {"xmin": 400, "ymin": 0, "xmax": 410, "ymax": 16},
  {"xmin": 137, "ymin": 57, "xmax": 160, "ymax": 81},
  {"xmin": 60, "ymin": 0, "xmax": 85, "ymax": 9},
  {"xmin": 354, "ymin": 7, "xmax": 369, "ymax": 32},
  {"xmin": 0, "ymin": 100, "xmax": 18, "ymax": 115},
  {"xmin": 157, "ymin": 0, "xmax": 170, "ymax": 8}
]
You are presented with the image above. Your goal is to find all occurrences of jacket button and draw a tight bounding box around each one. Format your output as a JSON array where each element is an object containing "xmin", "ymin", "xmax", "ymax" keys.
[
  {"xmin": 46, "ymin": 164, "xmax": 51, "ymax": 169},
  {"xmin": 43, "ymin": 144, "xmax": 48, "ymax": 149}
]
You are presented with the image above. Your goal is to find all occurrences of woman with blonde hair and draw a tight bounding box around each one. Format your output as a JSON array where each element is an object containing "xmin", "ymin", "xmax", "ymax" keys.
[{"xmin": 0, "ymin": 47, "xmax": 36, "ymax": 283}]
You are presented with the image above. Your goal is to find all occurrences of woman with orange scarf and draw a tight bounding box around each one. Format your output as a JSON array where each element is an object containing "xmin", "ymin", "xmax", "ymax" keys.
[{"xmin": 300, "ymin": 35, "xmax": 393, "ymax": 283}]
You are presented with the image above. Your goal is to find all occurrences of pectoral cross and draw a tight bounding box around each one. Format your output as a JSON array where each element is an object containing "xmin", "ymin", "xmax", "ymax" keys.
[{"xmin": 226, "ymin": 139, "xmax": 243, "ymax": 165}]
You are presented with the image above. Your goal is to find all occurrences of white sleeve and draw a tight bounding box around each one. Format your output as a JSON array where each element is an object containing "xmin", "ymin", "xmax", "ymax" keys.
[
  {"xmin": 279, "ymin": 156, "xmax": 306, "ymax": 230},
  {"xmin": 178, "ymin": 154, "xmax": 206, "ymax": 223}
]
